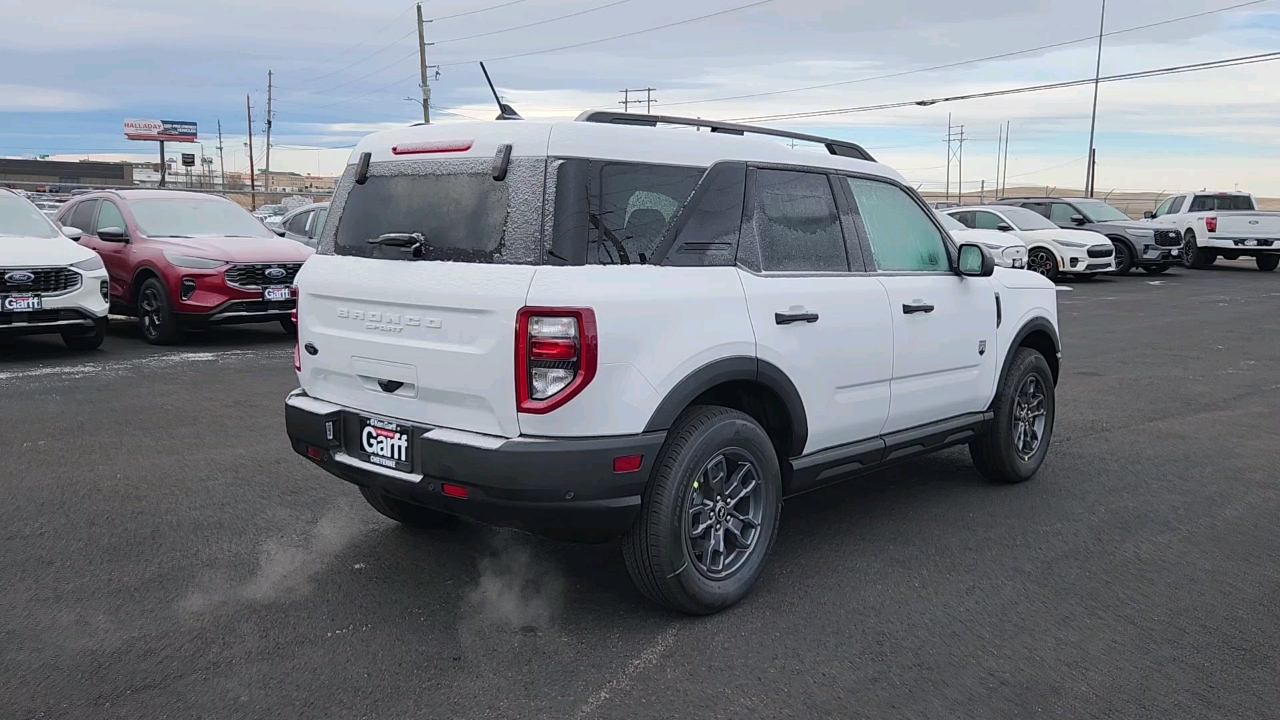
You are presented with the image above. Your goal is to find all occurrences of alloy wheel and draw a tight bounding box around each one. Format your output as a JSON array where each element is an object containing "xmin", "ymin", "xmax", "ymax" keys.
[
  {"xmin": 139, "ymin": 287, "xmax": 163, "ymax": 338},
  {"xmin": 684, "ymin": 450, "xmax": 765, "ymax": 580},
  {"xmin": 1028, "ymin": 249, "xmax": 1055, "ymax": 278},
  {"xmin": 1012, "ymin": 375, "xmax": 1048, "ymax": 461}
]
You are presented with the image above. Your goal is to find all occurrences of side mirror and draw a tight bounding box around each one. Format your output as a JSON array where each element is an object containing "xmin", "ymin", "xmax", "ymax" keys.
[
  {"xmin": 996, "ymin": 223, "xmax": 1013, "ymax": 232},
  {"xmin": 273, "ymin": 227, "xmax": 286, "ymax": 237},
  {"xmin": 97, "ymin": 226, "xmax": 129, "ymax": 242},
  {"xmin": 957, "ymin": 243, "xmax": 996, "ymax": 277},
  {"xmin": 1071, "ymin": 214, "xmax": 1087, "ymax": 225},
  {"xmin": 61, "ymin": 227, "xmax": 83, "ymax": 241},
  {"xmin": 1143, "ymin": 210, "xmax": 1154, "ymax": 219}
]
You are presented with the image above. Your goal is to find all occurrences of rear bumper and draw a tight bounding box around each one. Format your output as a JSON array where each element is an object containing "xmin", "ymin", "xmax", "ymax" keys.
[
  {"xmin": 284, "ymin": 389, "xmax": 665, "ymax": 533},
  {"xmin": 1200, "ymin": 237, "xmax": 1280, "ymax": 252}
]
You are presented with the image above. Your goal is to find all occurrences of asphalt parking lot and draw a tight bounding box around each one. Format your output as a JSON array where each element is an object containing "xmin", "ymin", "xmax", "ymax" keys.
[{"xmin": 2, "ymin": 262, "xmax": 1277, "ymax": 719}]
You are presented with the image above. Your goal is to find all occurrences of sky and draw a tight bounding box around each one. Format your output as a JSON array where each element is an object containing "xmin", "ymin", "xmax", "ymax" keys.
[{"xmin": 1, "ymin": 0, "xmax": 1278, "ymax": 194}]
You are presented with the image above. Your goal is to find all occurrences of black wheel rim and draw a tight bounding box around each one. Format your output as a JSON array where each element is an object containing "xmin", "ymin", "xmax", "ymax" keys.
[
  {"xmin": 1012, "ymin": 375, "xmax": 1048, "ymax": 461},
  {"xmin": 684, "ymin": 450, "xmax": 764, "ymax": 580},
  {"xmin": 1029, "ymin": 249, "xmax": 1054, "ymax": 278},
  {"xmin": 140, "ymin": 287, "xmax": 163, "ymax": 338},
  {"xmin": 1183, "ymin": 235, "xmax": 1196, "ymax": 266}
]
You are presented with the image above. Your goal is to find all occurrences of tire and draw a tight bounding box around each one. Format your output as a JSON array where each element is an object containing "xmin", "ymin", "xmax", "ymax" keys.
[
  {"xmin": 1074, "ymin": 273, "xmax": 1097, "ymax": 281},
  {"xmin": 1142, "ymin": 265, "xmax": 1170, "ymax": 275},
  {"xmin": 1257, "ymin": 255, "xmax": 1279, "ymax": 272},
  {"xmin": 622, "ymin": 406, "xmax": 782, "ymax": 615},
  {"xmin": 281, "ymin": 317, "xmax": 297, "ymax": 335},
  {"xmin": 1182, "ymin": 231, "xmax": 1216, "ymax": 269},
  {"xmin": 62, "ymin": 317, "xmax": 106, "ymax": 351},
  {"xmin": 969, "ymin": 348, "xmax": 1056, "ymax": 483},
  {"xmin": 137, "ymin": 278, "xmax": 184, "ymax": 345},
  {"xmin": 1221, "ymin": 252, "xmax": 1240, "ymax": 261},
  {"xmin": 1111, "ymin": 240, "xmax": 1133, "ymax": 275},
  {"xmin": 1027, "ymin": 247, "xmax": 1059, "ymax": 282},
  {"xmin": 359, "ymin": 486, "xmax": 455, "ymax": 528}
]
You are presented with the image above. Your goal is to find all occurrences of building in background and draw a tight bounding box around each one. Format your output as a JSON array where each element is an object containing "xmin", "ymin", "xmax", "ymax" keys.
[{"xmin": 0, "ymin": 158, "xmax": 133, "ymax": 192}]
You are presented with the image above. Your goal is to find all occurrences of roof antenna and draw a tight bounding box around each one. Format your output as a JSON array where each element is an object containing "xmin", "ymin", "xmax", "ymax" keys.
[{"xmin": 480, "ymin": 62, "xmax": 523, "ymax": 121}]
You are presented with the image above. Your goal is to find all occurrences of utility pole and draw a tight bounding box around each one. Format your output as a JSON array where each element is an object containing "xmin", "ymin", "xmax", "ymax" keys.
[
  {"xmin": 946, "ymin": 117, "xmax": 965, "ymax": 203},
  {"xmin": 1085, "ymin": 0, "xmax": 1106, "ymax": 197},
  {"xmin": 945, "ymin": 113, "xmax": 951, "ymax": 202},
  {"xmin": 1002, "ymin": 121, "xmax": 1011, "ymax": 196},
  {"xmin": 246, "ymin": 94, "xmax": 257, "ymax": 210},
  {"xmin": 619, "ymin": 88, "xmax": 655, "ymax": 113},
  {"xmin": 995, "ymin": 123, "xmax": 1003, "ymax": 200},
  {"xmin": 216, "ymin": 120, "xmax": 226, "ymax": 191},
  {"xmin": 957, "ymin": 125, "xmax": 965, "ymax": 204},
  {"xmin": 416, "ymin": 3, "xmax": 432, "ymax": 124},
  {"xmin": 265, "ymin": 70, "xmax": 273, "ymax": 198}
]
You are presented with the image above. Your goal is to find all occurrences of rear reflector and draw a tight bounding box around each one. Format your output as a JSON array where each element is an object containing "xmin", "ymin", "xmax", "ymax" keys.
[
  {"xmin": 391, "ymin": 140, "xmax": 474, "ymax": 155},
  {"xmin": 613, "ymin": 455, "xmax": 643, "ymax": 473},
  {"xmin": 306, "ymin": 445, "xmax": 325, "ymax": 460},
  {"xmin": 441, "ymin": 483, "xmax": 469, "ymax": 499}
]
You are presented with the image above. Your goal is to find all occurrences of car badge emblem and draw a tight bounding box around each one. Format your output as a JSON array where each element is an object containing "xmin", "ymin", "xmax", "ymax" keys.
[
  {"xmin": 978, "ymin": 340, "xmax": 987, "ymax": 356},
  {"xmin": 1248, "ymin": 220, "xmax": 1260, "ymax": 225},
  {"xmin": 4, "ymin": 271, "xmax": 35, "ymax": 284},
  {"xmin": 265, "ymin": 267, "xmax": 287, "ymax": 280}
]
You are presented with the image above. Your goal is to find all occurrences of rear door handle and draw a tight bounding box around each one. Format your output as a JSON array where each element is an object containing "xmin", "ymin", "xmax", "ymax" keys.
[
  {"xmin": 775, "ymin": 311, "xmax": 819, "ymax": 325},
  {"xmin": 902, "ymin": 302, "xmax": 935, "ymax": 315}
]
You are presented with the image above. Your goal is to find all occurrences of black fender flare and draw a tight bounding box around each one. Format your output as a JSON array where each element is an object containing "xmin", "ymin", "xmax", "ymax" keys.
[
  {"xmin": 642, "ymin": 356, "xmax": 808, "ymax": 457},
  {"xmin": 1001, "ymin": 317, "xmax": 1061, "ymax": 385},
  {"xmin": 1106, "ymin": 233, "xmax": 1139, "ymax": 260}
]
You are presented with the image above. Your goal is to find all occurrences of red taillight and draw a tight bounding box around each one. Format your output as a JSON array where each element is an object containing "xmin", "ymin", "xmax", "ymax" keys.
[
  {"xmin": 1205, "ymin": 216, "xmax": 1218, "ymax": 233},
  {"xmin": 613, "ymin": 455, "xmax": 643, "ymax": 473},
  {"xmin": 292, "ymin": 287, "xmax": 301, "ymax": 372},
  {"xmin": 391, "ymin": 140, "xmax": 474, "ymax": 155},
  {"xmin": 441, "ymin": 483, "xmax": 469, "ymax": 499},
  {"xmin": 515, "ymin": 307, "xmax": 597, "ymax": 414}
]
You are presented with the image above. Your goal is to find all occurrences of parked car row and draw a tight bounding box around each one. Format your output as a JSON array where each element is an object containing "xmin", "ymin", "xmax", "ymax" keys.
[{"xmin": 1, "ymin": 187, "xmax": 312, "ymax": 349}]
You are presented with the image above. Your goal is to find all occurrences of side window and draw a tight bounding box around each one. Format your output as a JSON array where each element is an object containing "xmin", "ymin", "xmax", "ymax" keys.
[
  {"xmin": 67, "ymin": 200, "xmax": 98, "ymax": 234},
  {"xmin": 1153, "ymin": 197, "xmax": 1175, "ymax": 218},
  {"xmin": 844, "ymin": 176, "xmax": 947, "ymax": 272},
  {"xmin": 972, "ymin": 211, "xmax": 1005, "ymax": 230},
  {"xmin": 750, "ymin": 169, "xmax": 848, "ymax": 272},
  {"xmin": 1023, "ymin": 202, "xmax": 1051, "ymax": 218},
  {"xmin": 1168, "ymin": 196, "xmax": 1186, "ymax": 214},
  {"xmin": 95, "ymin": 201, "xmax": 126, "ymax": 233},
  {"xmin": 310, "ymin": 208, "xmax": 329, "ymax": 238},
  {"xmin": 592, "ymin": 163, "xmax": 703, "ymax": 265},
  {"xmin": 286, "ymin": 211, "xmax": 311, "ymax": 235},
  {"xmin": 1049, "ymin": 203, "xmax": 1078, "ymax": 224},
  {"xmin": 950, "ymin": 211, "xmax": 976, "ymax": 228}
]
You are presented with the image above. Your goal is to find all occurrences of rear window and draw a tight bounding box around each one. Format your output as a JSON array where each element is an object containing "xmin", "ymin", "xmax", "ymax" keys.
[
  {"xmin": 1188, "ymin": 195, "xmax": 1255, "ymax": 212},
  {"xmin": 335, "ymin": 171, "xmax": 511, "ymax": 262}
]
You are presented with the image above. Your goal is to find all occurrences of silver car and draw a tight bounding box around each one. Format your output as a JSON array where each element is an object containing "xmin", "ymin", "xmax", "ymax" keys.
[{"xmin": 275, "ymin": 202, "xmax": 329, "ymax": 249}]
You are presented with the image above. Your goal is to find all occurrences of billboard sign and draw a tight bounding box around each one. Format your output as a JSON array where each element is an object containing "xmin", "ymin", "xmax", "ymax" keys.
[
  {"xmin": 124, "ymin": 119, "xmax": 198, "ymax": 142},
  {"xmin": 181, "ymin": 153, "xmax": 195, "ymax": 167}
]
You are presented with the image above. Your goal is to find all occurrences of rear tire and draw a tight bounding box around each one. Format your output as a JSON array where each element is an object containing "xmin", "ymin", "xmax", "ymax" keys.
[
  {"xmin": 1111, "ymin": 240, "xmax": 1133, "ymax": 275},
  {"xmin": 280, "ymin": 318, "xmax": 297, "ymax": 335},
  {"xmin": 62, "ymin": 317, "xmax": 106, "ymax": 351},
  {"xmin": 137, "ymin": 278, "xmax": 184, "ymax": 345},
  {"xmin": 1221, "ymin": 252, "xmax": 1241, "ymax": 261},
  {"xmin": 1257, "ymin": 255, "xmax": 1279, "ymax": 272},
  {"xmin": 622, "ymin": 406, "xmax": 782, "ymax": 615},
  {"xmin": 359, "ymin": 487, "xmax": 455, "ymax": 528},
  {"xmin": 970, "ymin": 348, "xmax": 1056, "ymax": 483},
  {"xmin": 1142, "ymin": 266, "xmax": 1170, "ymax": 275}
]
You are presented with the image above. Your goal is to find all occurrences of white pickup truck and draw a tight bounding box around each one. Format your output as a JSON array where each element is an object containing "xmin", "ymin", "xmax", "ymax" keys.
[{"xmin": 1145, "ymin": 191, "xmax": 1280, "ymax": 271}]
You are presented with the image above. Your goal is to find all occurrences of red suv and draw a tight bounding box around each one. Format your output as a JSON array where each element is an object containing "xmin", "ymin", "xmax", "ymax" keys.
[{"xmin": 56, "ymin": 190, "xmax": 313, "ymax": 344}]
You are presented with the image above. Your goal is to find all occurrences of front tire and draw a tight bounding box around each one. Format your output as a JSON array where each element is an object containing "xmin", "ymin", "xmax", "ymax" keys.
[
  {"xmin": 1111, "ymin": 240, "xmax": 1133, "ymax": 275},
  {"xmin": 62, "ymin": 317, "xmax": 106, "ymax": 351},
  {"xmin": 1257, "ymin": 255, "xmax": 1279, "ymax": 272},
  {"xmin": 137, "ymin": 278, "xmax": 184, "ymax": 345},
  {"xmin": 1182, "ymin": 231, "xmax": 1216, "ymax": 269},
  {"xmin": 623, "ymin": 406, "xmax": 782, "ymax": 615},
  {"xmin": 970, "ymin": 348, "xmax": 1056, "ymax": 483},
  {"xmin": 1028, "ymin": 248, "xmax": 1059, "ymax": 282},
  {"xmin": 1142, "ymin": 265, "xmax": 1170, "ymax": 275},
  {"xmin": 359, "ymin": 487, "xmax": 455, "ymax": 528}
]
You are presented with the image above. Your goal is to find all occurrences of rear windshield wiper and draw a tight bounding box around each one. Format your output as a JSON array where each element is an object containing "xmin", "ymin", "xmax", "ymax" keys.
[{"xmin": 367, "ymin": 232, "xmax": 430, "ymax": 258}]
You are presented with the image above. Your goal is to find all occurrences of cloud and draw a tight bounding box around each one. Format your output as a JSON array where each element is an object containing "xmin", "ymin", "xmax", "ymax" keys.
[{"xmin": 0, "ymin": 85, "xmax": 105, "ymax": 112}]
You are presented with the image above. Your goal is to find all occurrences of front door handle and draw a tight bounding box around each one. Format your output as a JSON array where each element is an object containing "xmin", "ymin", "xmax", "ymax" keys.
[
  {"xmin": 902, "ymin": 302, "xmax": 935, "ymax": 315},
  {"xmin": 775, "ymin": 311, "xmax": 819, "ymax": 325}
]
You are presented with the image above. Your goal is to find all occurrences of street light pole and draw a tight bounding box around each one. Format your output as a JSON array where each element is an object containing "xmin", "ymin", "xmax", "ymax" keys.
[{"xmin": 1085, "ymin": 0, "xmax": 1106, "ymax": 197}]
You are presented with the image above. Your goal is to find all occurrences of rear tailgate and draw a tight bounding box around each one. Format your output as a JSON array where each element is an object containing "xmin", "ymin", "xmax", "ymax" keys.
[
  {"xmin": 1214, "ymin": 213, "xmax": 1280, "ymax": 239},
  {"xmin": 296, "ymin": 255, "xmax": 534, "ymax": 438}
]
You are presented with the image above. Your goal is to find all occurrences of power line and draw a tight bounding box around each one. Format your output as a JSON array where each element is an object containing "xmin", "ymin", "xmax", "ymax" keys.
[
  {"xmin": 659, "ymin": 0, "xmax": 1272, "ymax": 109},
  {"xmin": 433, "ymin": 0, "xmax": 531, "ymax": 22},
  {"xmin": 290, "ymin": 3, "xmax": 418, "ymax": 79},
  {"xmin": 728, "ymin": 51, "xmax": 1280, "ymax": 123}
]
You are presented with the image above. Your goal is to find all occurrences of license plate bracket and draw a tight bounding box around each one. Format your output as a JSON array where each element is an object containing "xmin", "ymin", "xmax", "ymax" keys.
[
  {"xmin": 2, "ymin": 294, "xmax": 41, "ymax": 312},
  {"xmin": 347, "ymin": 414, "xmax": 414, "ymax": 473},
  {"xmin": 264, "ymin": 285, "xmax": 291, "ymax": 302}
]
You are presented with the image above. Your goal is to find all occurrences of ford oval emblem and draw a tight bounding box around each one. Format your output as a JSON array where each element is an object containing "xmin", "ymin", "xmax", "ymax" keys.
[
  {"xmin": 265, "ymin": 267, "xmax": 287, "ymax": 280},
  {"xmin": 1249, "ymin": 220, "xmax": 1260, "ymax": 225},
  {"xmin": 4, "ymin": 271, "xmax": 35, "ymax": 284}
]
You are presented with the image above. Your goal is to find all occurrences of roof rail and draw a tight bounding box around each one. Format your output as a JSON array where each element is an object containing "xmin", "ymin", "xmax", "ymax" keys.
[{"xmin": 574, "ymin": 111, "xmax": 876, "ymax": 162}]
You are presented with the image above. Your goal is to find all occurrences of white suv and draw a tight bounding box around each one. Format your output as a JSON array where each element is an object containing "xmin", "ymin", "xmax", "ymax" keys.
[
  {"xmin": 285, "ymin": 113, "xmax": 1061, "ymax": 614},
  {"xmin": 1, "ymin": 188, "xmax": 109, "ymax": 350}
]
